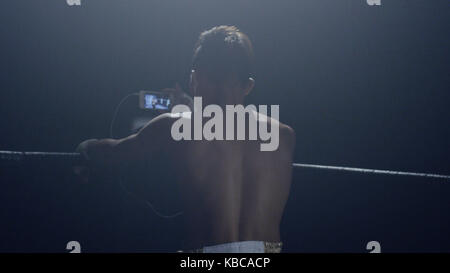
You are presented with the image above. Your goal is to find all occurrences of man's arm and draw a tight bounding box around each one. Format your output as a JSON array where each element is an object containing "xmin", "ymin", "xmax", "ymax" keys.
[{"xmin": 75, "ymin": 113, "xmax": 174, "ymax": 176}]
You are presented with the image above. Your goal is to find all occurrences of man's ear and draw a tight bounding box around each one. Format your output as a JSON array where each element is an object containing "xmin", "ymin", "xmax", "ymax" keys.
[
  {"xmin": 243, "ymin": 77, "xmax": 255, "ymax": 96},
  {"xmin": 189, "ymin": 70, "xmax": 198, "ymax": 96}
]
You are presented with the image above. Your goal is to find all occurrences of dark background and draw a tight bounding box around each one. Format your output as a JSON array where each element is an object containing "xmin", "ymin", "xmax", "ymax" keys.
[{"xmin": 0, "ymin": 0, "xmax": 449, "ymax": 252}]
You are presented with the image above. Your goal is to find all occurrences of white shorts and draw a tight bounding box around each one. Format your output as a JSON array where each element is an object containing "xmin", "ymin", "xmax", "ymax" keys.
[{"xmin": 182, "ymin": 241, "xmax": 282, "ymax": 253}]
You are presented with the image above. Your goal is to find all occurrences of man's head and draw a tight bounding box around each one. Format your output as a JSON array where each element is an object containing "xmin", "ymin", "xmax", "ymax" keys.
[{"xmin": 190, "ymin": 26, "xmax": 255, "ymax": 104}]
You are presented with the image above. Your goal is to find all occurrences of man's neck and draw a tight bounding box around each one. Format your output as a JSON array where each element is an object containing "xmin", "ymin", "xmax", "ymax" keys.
[{"xmin": 198, "ymin": 88, "xmax": 245, "ymax": 107}]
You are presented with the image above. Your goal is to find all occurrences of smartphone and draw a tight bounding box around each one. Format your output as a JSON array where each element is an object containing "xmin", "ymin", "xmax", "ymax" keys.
[{"xmin": 139, "ymin": 91, "xmax": 172, "ymax": 112}]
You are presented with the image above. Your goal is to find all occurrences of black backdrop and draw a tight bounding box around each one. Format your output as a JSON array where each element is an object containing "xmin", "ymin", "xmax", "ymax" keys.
[{"xmin": 0, "ymin": 0, "xmax": 449, "ymax": 252}]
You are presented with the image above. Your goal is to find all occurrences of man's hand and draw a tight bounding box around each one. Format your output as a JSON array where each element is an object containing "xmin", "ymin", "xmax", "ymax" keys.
[
  {"xmin": 73, "ymin": 139, "xmax": 97, "ymax": 183},
  {"xmin": 162, "ymin": 83, "xmax": 193, "ymax": 110}
]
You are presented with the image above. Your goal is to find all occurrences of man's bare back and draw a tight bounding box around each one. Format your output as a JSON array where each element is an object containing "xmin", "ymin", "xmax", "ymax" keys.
[
  {"xmin": 151, "ymin": 111, "xmax": 295, "ymax": 249},
  {"xmin": 76, "ymin": 110, "xmax": 295, "ymax": 250}
]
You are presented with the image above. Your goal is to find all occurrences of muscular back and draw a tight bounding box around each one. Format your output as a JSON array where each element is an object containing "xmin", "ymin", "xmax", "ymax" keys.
[
  {"xmin": 161, "ymin": 112, "xmax": 296, "ymax": 249},
  {"xmin": 82, "ymin": 109, "xmax": 295, "ymax": 250}
]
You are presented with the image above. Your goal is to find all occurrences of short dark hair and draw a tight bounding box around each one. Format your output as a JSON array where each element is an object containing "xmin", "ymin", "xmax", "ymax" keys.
[{"xmin": 192, "ymin": 25, "xmax": 254, "ymax": 85}]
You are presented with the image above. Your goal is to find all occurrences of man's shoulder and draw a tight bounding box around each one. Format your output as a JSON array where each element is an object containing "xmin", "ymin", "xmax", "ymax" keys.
[
  {"xmin": 250, "ymin": 110, "xmax": 295, "ymax": 154},
  {"xmin": 136, "ymin": 112, "xmax": 186, "ymax": 141},
  {"xmin": 278, "ymin": 122, "xmax": 296, "ymax": 152},
  {"xmin": 142, "ymin": 111, "xmax": 191, "ymax": 128},
  {"xmin": 255, "ymin": 111, "xmax": 295, "ymax": 142}
]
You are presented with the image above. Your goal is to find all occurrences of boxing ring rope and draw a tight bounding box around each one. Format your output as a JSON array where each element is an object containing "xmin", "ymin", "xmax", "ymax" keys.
[
  {"xmin": 1, "ymin": 150, "xmax": 450, "ymax": 180},
  {"xmin": 293, "ymin": 163, "xmax": 450, "ymax": 180}
]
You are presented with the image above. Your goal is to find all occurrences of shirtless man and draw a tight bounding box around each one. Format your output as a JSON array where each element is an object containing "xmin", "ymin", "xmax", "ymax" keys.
[{"xmin": 75, "ymin": 26, "xmax": 295, "ymax": 253}]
